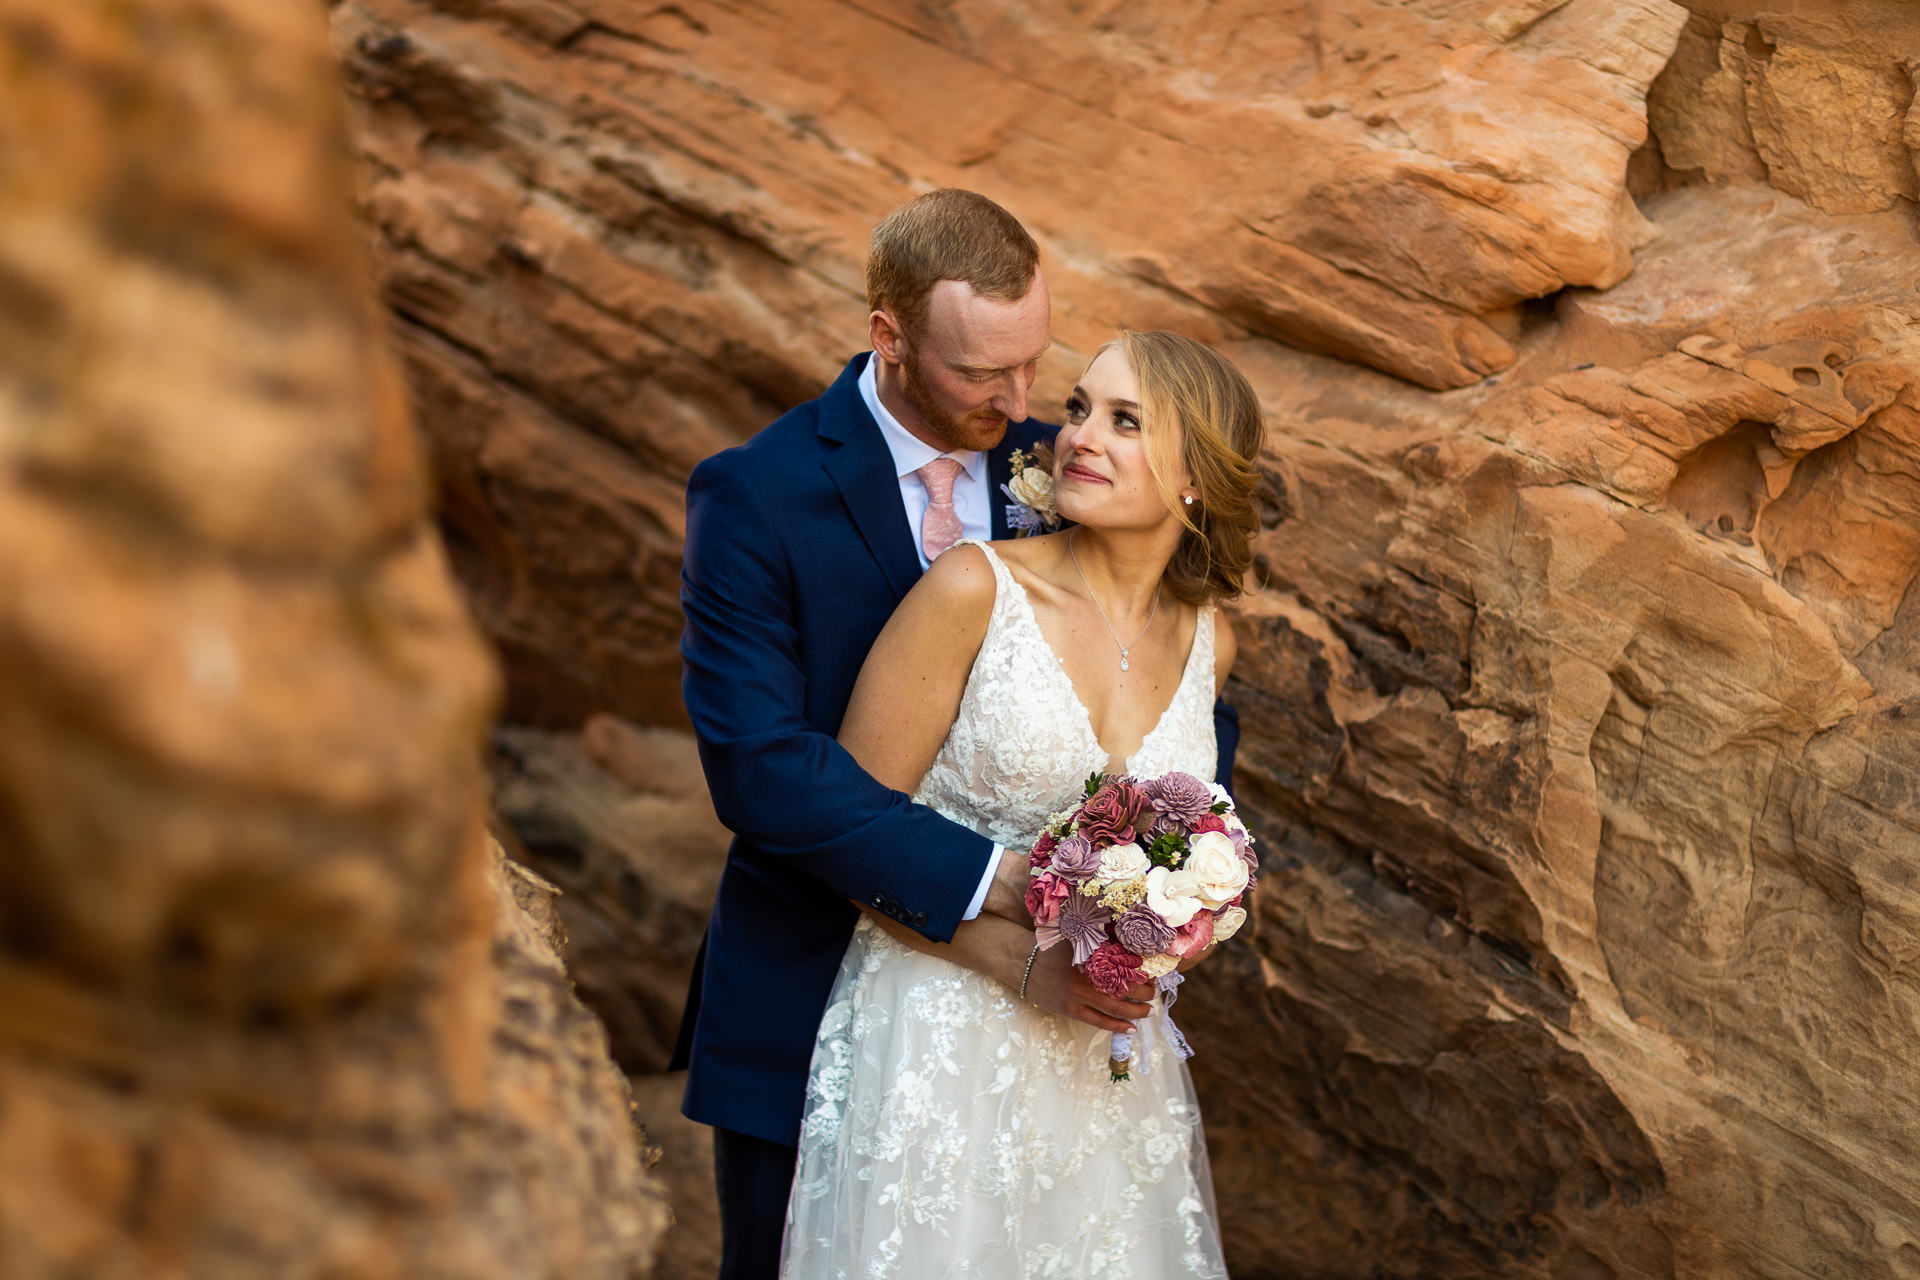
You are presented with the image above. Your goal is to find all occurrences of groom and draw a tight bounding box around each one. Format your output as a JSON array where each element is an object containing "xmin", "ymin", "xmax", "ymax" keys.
[{"xmin": 672, "ymin": 189, "xmax": 1241, "ymax": 1279}]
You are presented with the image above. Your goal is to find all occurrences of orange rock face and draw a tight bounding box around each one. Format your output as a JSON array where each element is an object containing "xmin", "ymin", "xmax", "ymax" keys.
[
  {"xmin": 333, "ymin": 0, "xmax": 1920, "ymax": 1275},
  {"xmin": 0, "ymin": 2, "xmax": 662, "ymax": 1276}
]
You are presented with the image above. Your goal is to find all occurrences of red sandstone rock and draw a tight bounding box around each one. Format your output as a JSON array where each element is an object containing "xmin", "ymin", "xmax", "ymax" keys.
[
  {"xmin": 490, "ymin": 720, "xmax": 726, "ymax": 1074},
  {"xmin": 0, "ymin": 2, "xmax": 663, "ymax": 1275},
  {"xmin": 330, "ymin": 0, "xmax": 1920, "ymax": 1275}
]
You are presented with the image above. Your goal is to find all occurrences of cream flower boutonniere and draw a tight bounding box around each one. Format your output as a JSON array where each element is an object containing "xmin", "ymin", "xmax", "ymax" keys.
[{"xmin": 1002, "ymin": 444, "xmax": 1061, "ymax": 535}]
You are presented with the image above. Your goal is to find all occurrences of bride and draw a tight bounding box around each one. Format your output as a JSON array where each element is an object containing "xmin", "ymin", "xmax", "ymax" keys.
[{"xmin": 780, "ymin": 330, "xmax": 1265, "ymax": 1278}]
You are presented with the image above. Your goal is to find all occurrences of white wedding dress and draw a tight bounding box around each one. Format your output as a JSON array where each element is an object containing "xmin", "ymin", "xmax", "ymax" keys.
[{"xmin": 781, "ymin": 541, "xmax": 1230, "ymax": 1279}]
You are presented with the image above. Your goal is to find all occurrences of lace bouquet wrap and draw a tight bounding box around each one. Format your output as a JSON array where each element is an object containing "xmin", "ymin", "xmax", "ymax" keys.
[{"xmin": 1025, "ymin": 771, "xmax": 1256, "ymax": 1080}]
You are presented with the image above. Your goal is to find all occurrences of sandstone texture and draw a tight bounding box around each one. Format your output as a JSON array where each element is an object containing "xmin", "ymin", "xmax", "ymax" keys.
[
  {"xmin": 488, "ymin": 720, "xmax": 729, "ymax": 1270},
  {"xmin": 490, "ymin": 717, "xmax": 726, "ymax": 1076},
  {"xmin": 0, "ymin": 2, "xmax": 663, "ymax": 1276},
  {"xmin": 333, "ymin": 0, "xmax": 1920, "ymax": 1276}
]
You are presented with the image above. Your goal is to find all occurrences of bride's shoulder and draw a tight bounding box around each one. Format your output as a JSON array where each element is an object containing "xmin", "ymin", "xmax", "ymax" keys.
[
  {"xmin": 979, "ymin": 532, "xmax": 1064, "ymax": 581},
  {"xmin": 911, "ymin": 541, "xmax": 1000, "ymax": 616}
]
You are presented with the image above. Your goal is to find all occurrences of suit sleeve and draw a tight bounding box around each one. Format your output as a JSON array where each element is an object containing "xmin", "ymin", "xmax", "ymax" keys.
[
  {"xmin": 679, "ymin": 452, "xmax": 993, "ymax": 943},
  {"xmin": 1213, "ymin": 697, "xmax": 1240, "ymax": 799}
]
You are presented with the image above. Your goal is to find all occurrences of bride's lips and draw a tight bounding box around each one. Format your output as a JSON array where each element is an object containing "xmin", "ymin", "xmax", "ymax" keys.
[{"xmin": 1061, "ymin": 462, "xmax": 1109, "ymax": 485}]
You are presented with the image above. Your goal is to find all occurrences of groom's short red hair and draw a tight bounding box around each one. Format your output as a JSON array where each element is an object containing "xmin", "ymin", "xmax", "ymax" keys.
[{"xmin": 866, "ymin": 189, "xmax": 1039, "ymax": 339}]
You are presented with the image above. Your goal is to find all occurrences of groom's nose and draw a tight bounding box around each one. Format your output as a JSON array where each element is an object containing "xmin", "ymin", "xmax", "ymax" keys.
[{"xmin": 994, "ymin": 364, "xmax": 1035, "ymax": 423}]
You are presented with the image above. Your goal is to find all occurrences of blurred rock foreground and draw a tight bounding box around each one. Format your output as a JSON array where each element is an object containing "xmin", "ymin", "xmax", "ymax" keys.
[
  {"xmin": 333, "ymin": 0, "xmax": 1920, "ymax": 1275},
  {"xmin": 0, "ymin": 2, "xmax": 664, "ymax": 1277},
  {"xmin": 2, "ymin": 0, "xmax": 1916, "ymax": 1278}
]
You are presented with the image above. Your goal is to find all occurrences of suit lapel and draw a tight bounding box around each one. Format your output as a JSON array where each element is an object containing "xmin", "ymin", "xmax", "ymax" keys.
[
  {"xmin": 819, "ymin": 356, "xmax": 922, "ymax": 601},
  {"xmin": 988, "ymin": 420, "xmax": 1057, "ymax": 540},
  {"xmin": 987, "ymin": 435, "xmax": 1014, "ymax": 541}
]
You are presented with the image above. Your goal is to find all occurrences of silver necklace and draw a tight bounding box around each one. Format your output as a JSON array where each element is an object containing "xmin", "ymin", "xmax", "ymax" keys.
[{"xmin": 1066, "ymin": 530, "xmax": 1160, "ymax": 672}]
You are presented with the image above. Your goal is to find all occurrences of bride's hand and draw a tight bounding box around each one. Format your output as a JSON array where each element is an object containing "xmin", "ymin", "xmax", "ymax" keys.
[{"xmin": 1021, "ymin": 945, "xmax": 1153, "ymax": 1034}]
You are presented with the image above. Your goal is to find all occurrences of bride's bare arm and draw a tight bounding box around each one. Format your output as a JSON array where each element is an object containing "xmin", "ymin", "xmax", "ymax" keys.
[
  {"xmin": 838, "ymin": 545, "xmax": 1152, "ymax": 1033},
  {"xmin": 838, "ymin": 544, "xmax": 995, "ymax": 794}
]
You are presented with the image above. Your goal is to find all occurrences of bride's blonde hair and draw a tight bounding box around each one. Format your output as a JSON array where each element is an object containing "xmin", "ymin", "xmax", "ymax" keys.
[{"xmin": 1111, "ymin": 331, "xmax": 1265, "ymax": 605}]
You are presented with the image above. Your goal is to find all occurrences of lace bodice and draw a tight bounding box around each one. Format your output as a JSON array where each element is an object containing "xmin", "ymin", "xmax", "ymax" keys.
[{"xmin": 912, "ymin": 540, "xmax": 1218, "ymax": 845}]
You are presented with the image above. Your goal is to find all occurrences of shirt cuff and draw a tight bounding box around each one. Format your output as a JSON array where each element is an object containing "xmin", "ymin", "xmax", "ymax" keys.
[{"xmin": 961, "ymin": 844, "xmax": 1005, "ymax": 921}]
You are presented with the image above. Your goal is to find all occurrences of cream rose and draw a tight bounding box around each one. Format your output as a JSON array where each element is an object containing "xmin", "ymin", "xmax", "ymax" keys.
[
  {"xmin": 1186, "ymin": 831, "xmax": 1250, "ymax": 907},
  {"xmin": 1007, "ymin": 465, "xmax": 1054, "ymax": 515},
  {"xmin": 1098, "ymin": 841, "xmax": 1150, "ymax": 882},
  {"xmin": 1138, "ymin": 952, "xmax": 1180, "ymax": 978},
  {"xmin": 1212, "ymin": 905, "xmax": 1248, "ymax": 943},
  {"xmin": 1144, "ymin": 865, "xmax": 1204, "ymax": 929}
]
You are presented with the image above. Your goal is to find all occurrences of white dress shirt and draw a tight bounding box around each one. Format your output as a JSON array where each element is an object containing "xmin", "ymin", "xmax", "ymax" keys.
[
  {"xmin": 859, "ymin": 354, "xmax": 1005, "ymax": 920},
  {"xmin": 858, "ymin": 356, "xmax": 992, "ymax": 567}
]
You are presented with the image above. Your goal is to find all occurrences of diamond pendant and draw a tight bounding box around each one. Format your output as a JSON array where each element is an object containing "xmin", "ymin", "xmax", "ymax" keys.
[{"xmin": 1120, "ymin": 656, "xmax": 1130, "ymax": 671}]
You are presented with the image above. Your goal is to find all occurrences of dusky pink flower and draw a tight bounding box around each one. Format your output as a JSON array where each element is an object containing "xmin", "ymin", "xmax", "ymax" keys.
[
  {"xmin": 1189, "ymin": 813, "xmax": 1227, "ymax": 835},
  {"xmin": 1036, "ymin": 891, "xmax": 1111, "ymax": 964},
  {"xmin": 1025, "ymin": 872, "xmax": 1071, "ymax": 926},
  {"xmin": 1146, "ymin": 772, "xmax": 1215, "ymax": 826},
  {"xmin": 1048, "ymin": 834, "xmax": 1102, "ymax": 881},
  {"xmin": 1169, "ymin": 908, "xmax": 1215, "ymax": 959},
  {"xmin": 1230, "ymin": 828, "xmax": 1257, "ymax": 877},
  {"xmin": 1084, "ymin": 942, "xmax": 1146, "ymax": 999},
  {"xmin": 1115, "ymin": 904, "xmax": 1176, "ymax": 957},
  {"xmin": 1078, "ymin": 778, "xmax": 1152, "ymax": 846}
]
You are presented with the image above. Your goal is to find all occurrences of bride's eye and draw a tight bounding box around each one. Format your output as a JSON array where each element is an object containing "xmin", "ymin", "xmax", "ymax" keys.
[
  {"xmin": 1114, "ymin": 410, "xmax": 1140, "ymax": 432},
  {"xmin": 1063, "ymin": 394, "xmax": 1089, "ymax": 423}
]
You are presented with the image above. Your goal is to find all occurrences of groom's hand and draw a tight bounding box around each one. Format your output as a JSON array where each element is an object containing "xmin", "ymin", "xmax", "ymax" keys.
[
  {"xmin": 1022, "ymin": 946, "xmax": 1153, "ymax": 1035},
  {"xmin": 981, "ymin": 847, "xmax": 1033, "ymax": 923}
]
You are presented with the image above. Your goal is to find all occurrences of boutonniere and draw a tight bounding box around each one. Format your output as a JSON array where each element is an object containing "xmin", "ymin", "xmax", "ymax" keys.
[{"xmin": 1002, "ymin": 444, "xmax": 1061, "ymax": 535}]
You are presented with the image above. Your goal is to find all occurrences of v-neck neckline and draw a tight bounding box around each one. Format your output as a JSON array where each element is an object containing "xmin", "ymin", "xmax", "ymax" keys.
[{"xmin": 978, "ymin": 543, "xmax": 1206, "ymax": 775}]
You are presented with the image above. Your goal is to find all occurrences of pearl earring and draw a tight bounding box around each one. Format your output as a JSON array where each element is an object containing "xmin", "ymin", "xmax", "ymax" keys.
[{"xmin": 1183, "ymin": 494, "xmax": 1195, "ymax": 506}]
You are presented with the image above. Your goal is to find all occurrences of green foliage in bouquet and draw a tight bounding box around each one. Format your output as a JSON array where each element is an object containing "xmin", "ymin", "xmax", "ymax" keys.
[{"xmin": 1145, "ymin": 830, "xmax": 1187, "ymax": 869}]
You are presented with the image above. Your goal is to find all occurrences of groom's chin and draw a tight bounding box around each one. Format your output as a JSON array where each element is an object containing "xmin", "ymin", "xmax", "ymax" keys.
[{"xmin": 957, "ymin": 415, "xmax": 1011, "ymax": 451}]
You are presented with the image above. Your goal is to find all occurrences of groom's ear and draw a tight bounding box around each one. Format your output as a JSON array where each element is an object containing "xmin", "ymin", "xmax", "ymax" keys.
[{"xmin": 870, "ymin": 309, "xmax": 907, "ymax": 364}]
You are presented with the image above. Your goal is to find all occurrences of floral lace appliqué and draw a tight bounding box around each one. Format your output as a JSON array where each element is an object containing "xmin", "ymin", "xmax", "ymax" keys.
[{"xmin": 782, "ymin": 542, "xmax": 1227, "ymax": 1280}]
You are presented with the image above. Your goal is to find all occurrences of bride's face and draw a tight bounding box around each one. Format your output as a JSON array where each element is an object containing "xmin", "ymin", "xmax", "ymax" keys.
[{"xmin": 1053, "ymin": 347, "xmax": 1190, "ymax": 532}]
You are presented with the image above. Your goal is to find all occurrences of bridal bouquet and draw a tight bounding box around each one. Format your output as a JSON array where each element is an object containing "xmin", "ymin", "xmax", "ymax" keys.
[{"xmin": 1025, "ymin": 771, "xmax": 1256, "ymax": 1080}]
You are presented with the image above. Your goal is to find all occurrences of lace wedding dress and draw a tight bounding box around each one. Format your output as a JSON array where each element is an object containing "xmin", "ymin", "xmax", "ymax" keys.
[{"xmin": 781, "ymin": 541, "xmax": 1229, "ymax": 1279}]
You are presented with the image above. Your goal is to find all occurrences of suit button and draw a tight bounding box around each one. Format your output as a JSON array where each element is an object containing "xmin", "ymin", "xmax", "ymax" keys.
[
  {"xmin": 871, "ymin": 894, "xmax": 886, "ymax": 908},
  {"xmin": 912, "ymin": 910, "xmax": 928, "ymax": 927}
]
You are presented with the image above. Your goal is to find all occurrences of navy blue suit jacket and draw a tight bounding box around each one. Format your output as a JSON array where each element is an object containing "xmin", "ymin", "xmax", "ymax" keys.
[{"xmin": 672, "ymin": 353, "xmax": 1240, "ymax": 1146}]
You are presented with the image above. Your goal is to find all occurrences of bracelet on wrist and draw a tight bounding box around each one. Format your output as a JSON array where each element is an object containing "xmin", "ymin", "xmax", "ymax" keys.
[{"xmin": 1018, "ymin": 941, "xmax": 1043, "ymax": 1002}]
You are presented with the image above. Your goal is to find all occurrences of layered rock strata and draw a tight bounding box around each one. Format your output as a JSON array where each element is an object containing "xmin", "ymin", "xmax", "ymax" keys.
[{"xmin": 334, "ymin": 0, "xmax": 1920, "ymax": 1275}]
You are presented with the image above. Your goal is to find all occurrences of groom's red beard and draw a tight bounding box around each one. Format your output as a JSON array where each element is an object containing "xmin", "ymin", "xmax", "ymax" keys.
[{"xmin": 901, "ymin": 342, "xmax": 1012, "ymax": 453}]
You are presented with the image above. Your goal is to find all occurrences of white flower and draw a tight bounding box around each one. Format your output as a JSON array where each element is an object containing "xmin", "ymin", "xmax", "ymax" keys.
[
  {"xmin": 1007, "ymin": 465, "xmax": 1054, "ymax": 515},
  {"xmin": 1224, "ymin": 810, "xmax": 1248, "ymax": 837},
  {"xmin": 1212, "ymin": 905, "xmax": 1248, "ymax": 943},
  {"xmin": 1144, "ymin": 865, "xmax": 1204, "ymax": 928},
  {"xmin": 1139, "ymin": 952, "xmax": 1180, "ymax": 978},
  {"xmin": 1207, "ymin": 783, "xmax": 1232, "ymax": 808},
  {"xmin": 1098, "ymin": 841, "xmax": 1149, "ymax": 882},
  {"xmin": 1186, "ymin": 831, "xmax": 1250, "ymax": 907},
  {"xmin": 1002, "ymin": 450, "xmax": 1060, "ymax": 535}
]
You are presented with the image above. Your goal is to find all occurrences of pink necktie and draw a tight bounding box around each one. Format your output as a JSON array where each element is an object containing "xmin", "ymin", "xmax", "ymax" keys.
[{"xmin": 916, "ymin": 457, "xmax": 965, "ymax": 562}]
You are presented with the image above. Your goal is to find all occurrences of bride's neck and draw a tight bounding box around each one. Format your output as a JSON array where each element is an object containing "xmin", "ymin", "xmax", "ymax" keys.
[{"xmin": 1063, "ymin": 526, "xmax": 1175, "ymax": 615}]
